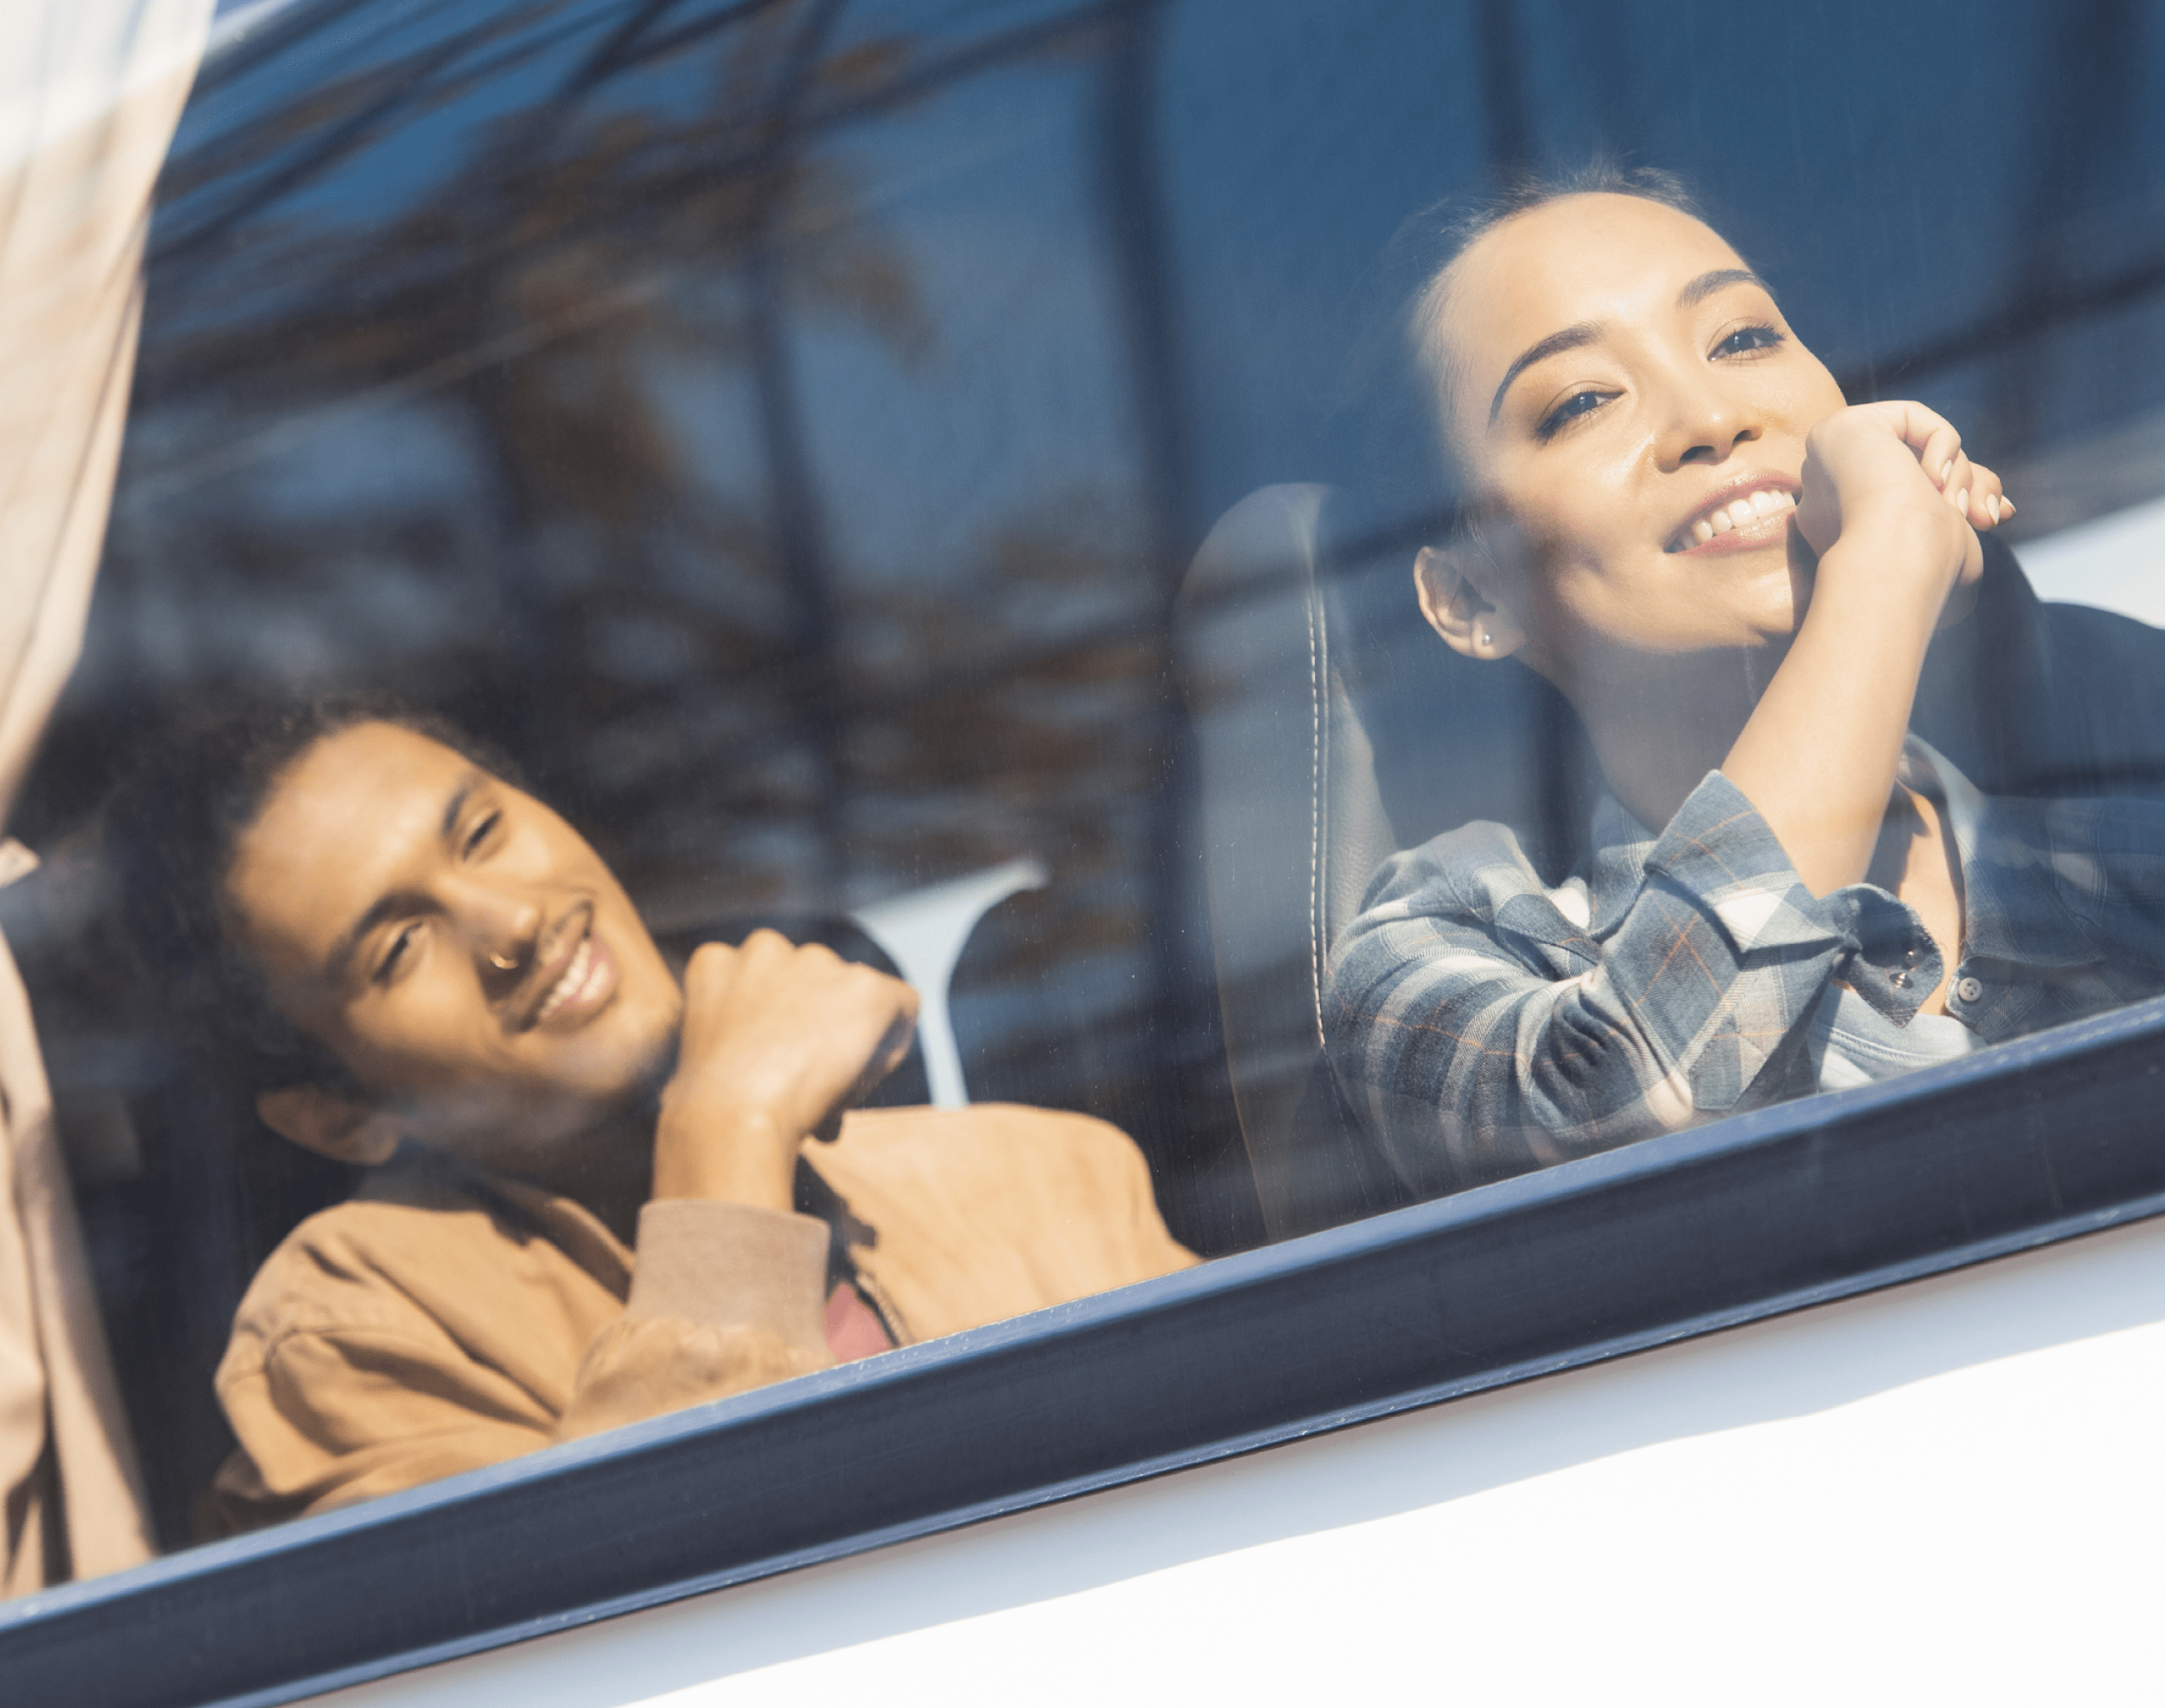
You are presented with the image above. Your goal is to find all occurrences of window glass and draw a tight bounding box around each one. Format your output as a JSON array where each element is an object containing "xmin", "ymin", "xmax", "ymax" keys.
[{"xmin": 8, "ymin": 0, "xmax": 2165, "ymax": 1559}]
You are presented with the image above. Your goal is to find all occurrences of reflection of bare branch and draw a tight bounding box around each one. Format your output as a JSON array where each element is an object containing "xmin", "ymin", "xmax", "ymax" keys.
[
  {"xmin": 156, "ymin": 2, "xmax": 592, "ymax": 264},
  {"xmin": 101, "ymin": 0, "xmax": 1180, "ymax": 1022},
  {"xmin": 125, "ymin": 273, "xmax": 670, "ymax": 502}
]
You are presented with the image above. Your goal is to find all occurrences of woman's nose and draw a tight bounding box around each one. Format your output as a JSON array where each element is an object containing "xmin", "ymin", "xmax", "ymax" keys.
[{"xmin": 1655, "ymin": 364, "xmax": 1762, "ymax": 468}]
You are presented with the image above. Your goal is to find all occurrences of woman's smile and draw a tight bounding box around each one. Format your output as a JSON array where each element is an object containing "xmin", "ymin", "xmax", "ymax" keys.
[{"xmin": 1662, "ymin": 475, "xmax": 1801, "ymax": 554}]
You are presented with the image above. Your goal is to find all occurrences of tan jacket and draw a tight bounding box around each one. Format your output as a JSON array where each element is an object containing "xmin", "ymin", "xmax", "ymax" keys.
[{"xmin": 211, "ymin": 1104, "xmax": 1197, "ymax": 1530}]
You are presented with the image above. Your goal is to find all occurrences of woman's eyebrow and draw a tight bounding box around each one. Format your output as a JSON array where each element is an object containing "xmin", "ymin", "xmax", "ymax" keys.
[
  {"xmin": 1678, "ymin": 267, "xmax": 1765, "ymax": 307},
  {"xmin": 1488, "ymin": 322, "xmax": 1600, "ymax": 425}
]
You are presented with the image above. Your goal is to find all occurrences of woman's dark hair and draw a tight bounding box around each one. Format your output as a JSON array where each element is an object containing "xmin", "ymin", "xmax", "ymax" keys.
[{"xmin": 102, "ymin": 695, "xmax": 525, "ymax": 1098}]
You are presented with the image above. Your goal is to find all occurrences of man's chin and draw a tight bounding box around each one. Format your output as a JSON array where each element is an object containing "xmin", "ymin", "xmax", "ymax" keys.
[{"xmin": 391, "ymin": 1076, "xmax": 648, "ymax": 1174}]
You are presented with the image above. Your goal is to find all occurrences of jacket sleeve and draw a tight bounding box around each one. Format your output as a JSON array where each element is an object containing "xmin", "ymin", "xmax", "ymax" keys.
[
  {"xmin": 213, "ymin": 1200, "xmax": 837, "ymax": 1527},
  {"xmin": 557, "ymin": 1199, "xmax": 836, "ymax": 1440},
  {"xmin": 1323, "ymin": 770, "xmax": 1940, "ymax": 1196}
]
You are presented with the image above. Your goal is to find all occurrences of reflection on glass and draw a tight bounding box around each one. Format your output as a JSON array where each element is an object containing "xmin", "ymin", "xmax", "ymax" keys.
[
  {"xmin": 6, "ymin": 0, "xmax": 2165, "ymax": 1562},
  {"xmin": 18, "ymin": 0, "xmax": 1248, "ymax": 1549}
]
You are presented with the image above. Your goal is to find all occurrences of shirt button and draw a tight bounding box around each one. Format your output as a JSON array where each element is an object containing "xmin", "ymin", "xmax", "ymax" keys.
[
  {"xmin": 1901, "ymin": 946, "xmax": 1923, "ymax": 967},
  {"xmin": 1955, "ymin": 976, "xmax": 1984, "ymax": 1004}
]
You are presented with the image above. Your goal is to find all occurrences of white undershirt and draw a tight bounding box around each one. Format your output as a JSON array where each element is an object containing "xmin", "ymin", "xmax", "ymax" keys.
[{"xmin": 1808, "ymin": 981, "xmax": 1980, "ymax": 1091}]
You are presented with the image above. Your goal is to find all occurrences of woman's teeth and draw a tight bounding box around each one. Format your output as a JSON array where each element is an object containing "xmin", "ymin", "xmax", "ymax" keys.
[
  {"xmin": 1683, "ymin": 487, "xmax": 1794, "ymax": 547},
  {"xmin": 538, "ymin": 937, "xmax": 593, "ymax": 1021}
]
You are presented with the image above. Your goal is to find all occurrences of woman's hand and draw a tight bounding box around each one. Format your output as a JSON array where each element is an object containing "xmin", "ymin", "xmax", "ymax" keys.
[
  {"xmin": 1722, "ymin": 402, "xmax": 2009, "ymax": 900},
  {"xmin": 1795, "ymin": 401, "xmax": 2009, "ymax": 626},
  {"xmin": 650, "ymin": 931, "xmax": 920, "ymax": 1212}
]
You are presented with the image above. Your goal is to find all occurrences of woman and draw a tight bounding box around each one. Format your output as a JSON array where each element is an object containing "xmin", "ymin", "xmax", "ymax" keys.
[{"xmin": 1323, "ymin": 167, "xmax": 2165, "ymax": 1198}]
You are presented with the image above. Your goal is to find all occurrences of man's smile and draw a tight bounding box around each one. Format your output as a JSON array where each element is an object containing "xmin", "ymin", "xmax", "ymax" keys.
[{"xmin": 516, "ymin": 902, "xmax": 621, "ymax": 1032}]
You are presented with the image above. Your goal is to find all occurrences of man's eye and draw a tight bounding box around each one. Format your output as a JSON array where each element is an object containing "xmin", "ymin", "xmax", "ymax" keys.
[
  {"xmin": 462, "ymin": 810, "xmax": 501, "ymax": 857},
  {"xmin": 1713, "ymin": 323, "xmax": 1785, "ymax": 357},
  {"xmin": 1536, "ymin": 390, "xmax": 1609, "ymax": 440},
  {"xmin": 378, "ymin": 923, "xmax": 420, "ymax": 981}
]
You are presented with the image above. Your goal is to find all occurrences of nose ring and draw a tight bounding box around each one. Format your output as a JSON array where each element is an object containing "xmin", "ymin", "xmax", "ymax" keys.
[{"xmin": 487, "ymin": 950, "xmax": 519, "ymax": 971}]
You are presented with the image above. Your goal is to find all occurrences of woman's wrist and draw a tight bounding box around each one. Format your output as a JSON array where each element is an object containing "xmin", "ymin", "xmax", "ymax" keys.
[
  {"xmin": 1726, "ymin": 529, "xmax": 1943, "ymax": 896},
  {"xmin": 1810, "ymin": 504, "xmax": 1969, "ymax": 627}
]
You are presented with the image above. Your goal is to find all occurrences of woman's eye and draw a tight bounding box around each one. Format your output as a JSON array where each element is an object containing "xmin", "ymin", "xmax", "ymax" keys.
[
  {"xmin": 1713, "ymin": 323, "xmax": 1785, "ymax": 358},
  {"xmin": 1536, "ymin": 390, "xmax": 1609, "ymax": 440},
  {"xmin": 462, "ymin": 810, "xmax": 501, "ymax": 857}
]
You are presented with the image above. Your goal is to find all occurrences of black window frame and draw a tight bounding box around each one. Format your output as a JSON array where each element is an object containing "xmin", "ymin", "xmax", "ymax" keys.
[{"xmin": 7, "ymin": 991, "xmax": 2165, "ymax": 1708}]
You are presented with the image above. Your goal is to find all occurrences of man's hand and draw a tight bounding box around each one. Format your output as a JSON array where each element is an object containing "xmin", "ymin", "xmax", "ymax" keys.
[
  {"xmin": 1795, "ymin": 401, "xmax": 2008, "ymax": 626},
  {"xmin": 650, "ymin": 931, "xmax": 920, "ymax": 1212}
]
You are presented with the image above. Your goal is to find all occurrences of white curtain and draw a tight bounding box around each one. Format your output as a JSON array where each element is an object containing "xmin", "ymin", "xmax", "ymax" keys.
[{"xmin": 0, "ymin": 0, "xmax": 213, "ymax": 1593}]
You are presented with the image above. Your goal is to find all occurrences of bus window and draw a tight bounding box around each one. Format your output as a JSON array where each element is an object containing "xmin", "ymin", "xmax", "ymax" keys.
[{"xmin": 6, "ymin": 0, "xmax": 2164, "ymax": 1581}]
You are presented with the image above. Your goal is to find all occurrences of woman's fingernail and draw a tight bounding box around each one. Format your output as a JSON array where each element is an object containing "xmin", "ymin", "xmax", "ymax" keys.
[
  {"xmin": 1952, "ymin": 487, "xmax": 1968, "ymax": 512},
  {"xmin": 1939, "ymin": 462, "xmax": 1953, "ymax": 481},
  {"xmin": 1987, "ymin": 493, "xmax": 2002, "ymax": 522}
]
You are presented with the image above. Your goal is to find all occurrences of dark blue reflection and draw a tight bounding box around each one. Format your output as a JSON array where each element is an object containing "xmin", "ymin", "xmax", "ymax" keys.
[{"xmin": 9, "ymin": 0, "xmax": 2164, "ymax": 1546}]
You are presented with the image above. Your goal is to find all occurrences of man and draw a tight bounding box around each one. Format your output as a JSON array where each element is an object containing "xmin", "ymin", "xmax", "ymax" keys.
[{"xmin": 107, "ymin": 698, "xmax": 1195, "ymax": 1529}]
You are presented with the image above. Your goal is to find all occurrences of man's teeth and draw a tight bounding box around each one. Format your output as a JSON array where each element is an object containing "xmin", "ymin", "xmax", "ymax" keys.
[
  {"xmin": 538, "ymin": 938, "xmax": 592, "ymax": 1020},
  {"xmin": 1683, "ymin": 488, "xmax": 1794, "ymax": 547}
]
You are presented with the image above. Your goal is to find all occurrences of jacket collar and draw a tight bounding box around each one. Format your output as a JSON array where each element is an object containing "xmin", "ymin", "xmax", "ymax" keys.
[{"xmin": 362, "ymin": 1148, "xmax": 635, "ymax": 1297}]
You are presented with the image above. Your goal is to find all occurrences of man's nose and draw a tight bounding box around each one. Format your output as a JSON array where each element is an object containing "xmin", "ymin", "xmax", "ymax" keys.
[{"xmin": 441, "ymin": 875, "xmax": 542, "ymax": 977}]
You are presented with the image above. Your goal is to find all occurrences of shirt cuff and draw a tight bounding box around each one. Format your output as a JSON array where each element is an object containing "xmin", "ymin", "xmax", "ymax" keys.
[
  {"xmin": 628, "ymin": 1199, "xmax": 831, "ymax": 1357},
  {"xmin": 1648, "ymin": 770, "xmax": 1939, "ymax": 1026},
  {"xmin": 1644, "ymin": 770, "xmax": 1845, "ymax": 956}
]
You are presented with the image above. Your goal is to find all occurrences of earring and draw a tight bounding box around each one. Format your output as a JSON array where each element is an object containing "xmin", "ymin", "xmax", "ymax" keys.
[
  {"xmin": 488, "ymin": 950, "xmax": 518, "ymax": 971},
  {"xmin": 1482, "ymin": 631, "xmax": 1492, "ymax": 647}
]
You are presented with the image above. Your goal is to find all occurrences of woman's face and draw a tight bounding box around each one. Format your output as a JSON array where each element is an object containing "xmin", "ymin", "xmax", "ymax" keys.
[{"xmin": 1430, "ymin": 192, "xmax": 1848, "ymax": 682}]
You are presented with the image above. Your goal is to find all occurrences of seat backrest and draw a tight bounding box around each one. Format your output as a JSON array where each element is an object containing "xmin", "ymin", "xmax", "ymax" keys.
[
  {"xmin": 1177, "ymin": 485, "xmax": 1593, "ymax": 1236},
  {"xmin": 1175, "ymin": 487, "xmax": 1378, "ymax": 1238}
]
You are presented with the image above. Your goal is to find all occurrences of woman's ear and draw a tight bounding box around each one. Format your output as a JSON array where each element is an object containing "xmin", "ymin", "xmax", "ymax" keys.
[
  {"xmin": 256, "ymin": 1084, "xmax": 402, "ymax": 1166},
  {"xmin": 1414, "ymin": 544, "xmax": 1528, "ymax": 662}
]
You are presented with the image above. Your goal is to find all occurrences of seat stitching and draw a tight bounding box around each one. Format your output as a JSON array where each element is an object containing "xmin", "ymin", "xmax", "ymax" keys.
[{"xmin": 1309, "ymin": 579, "xmax": 1328, "ymax": 1049}]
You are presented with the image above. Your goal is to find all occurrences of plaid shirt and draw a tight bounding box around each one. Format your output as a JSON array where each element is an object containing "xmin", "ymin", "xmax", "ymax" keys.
[{"xmin": 1324, "ymin": 741, "xmax": 2165, "ymax": 1199}]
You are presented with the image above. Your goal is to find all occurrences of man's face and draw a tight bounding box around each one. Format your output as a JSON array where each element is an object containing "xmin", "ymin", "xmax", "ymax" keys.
[
  {"xmin": 227, "ymin": 722, "xmax": 684, "ymax": 1171},
  {"xmin": 1432, "ymin": 192, "xmax": 1850, "ymax": 685}
]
